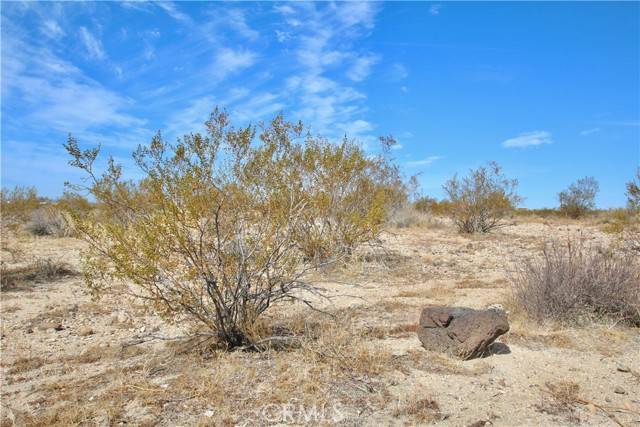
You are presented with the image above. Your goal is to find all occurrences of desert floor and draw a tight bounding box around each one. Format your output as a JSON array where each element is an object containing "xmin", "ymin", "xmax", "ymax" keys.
[{"xmin": 1, "ymin": 218, "xmax": 639, "ymax": 426}]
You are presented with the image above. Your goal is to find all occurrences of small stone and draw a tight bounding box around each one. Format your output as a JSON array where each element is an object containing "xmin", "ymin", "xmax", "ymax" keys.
[
  {"xmin": 204, "ymin": 410, "xmax": 215, "ymax": 417},
  {"xmin": 614, "ymin": 386, "xmax": 626, "ymax": 395},
  {"xmin": 616, "ymin": 365, "xmax": 631, "ymax": 373},
  {"xmin": 78, "ymin": 326, "xmax": 94, "ymax": 336}
]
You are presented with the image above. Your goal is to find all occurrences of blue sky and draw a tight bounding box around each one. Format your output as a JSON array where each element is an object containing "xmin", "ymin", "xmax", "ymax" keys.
[{"xmin": 2, "ymin": 1, "xmax": 639, "ymax": 208}]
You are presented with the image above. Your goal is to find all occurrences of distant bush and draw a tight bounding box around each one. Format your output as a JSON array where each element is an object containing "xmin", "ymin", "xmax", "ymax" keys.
[
  {"xmin": 25, "ymin": 207, "xmax": 73, "ymax": 237},
  {"xmin": 55, "ymin": 191, "xmax": 93, "ymax": 216},
  {"xmin": 1, "ymin": 186, "xmax": 42, "ymax": 221},
  {"xmin": 413, "ymin": 196, "xmax": 452, "ymax": 216},
  {"xmin": 443, "ymin": 161, "xmax": 521, "ymax": 233},
  {"xmin": 627, "ymin": 168, "xmax": 640, "ymax": 212},
  {"xmin": 558, "ymin": 177, "xmax": 599, "ymax": 219},
  {"xmin": 64, "ymin": 108, "xmax": 404, "ymax": 349},
  {"xmin": 512, "ymin": 238, "xmax": 640, "ymax": 326},
  {"xmin": 388, "ymin": 205, "xmax": 428, "ymax": 228},
  {"xmin": 514, "ymin": 207, "xmax": 560, "ymax": 218}
]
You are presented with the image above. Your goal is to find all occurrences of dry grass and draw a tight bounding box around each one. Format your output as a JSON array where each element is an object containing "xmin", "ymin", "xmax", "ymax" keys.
[
  {"xmin": 7, "ymin": 356, "xmax": 46, "ymax": 375},
  {"xmin": 1, "ymin": 259, "xmax": 77, "ymax": 292},
  {"xmin": 393, "ymin": 396, "xmax": 445, "ymax": 423},
  {"xmin": 511, "ymin": 238, "xmax": 640, "ymax": 326},
  {"xmin": 536, "ymin": 381, "xmax": 582, "ymax": 422}
]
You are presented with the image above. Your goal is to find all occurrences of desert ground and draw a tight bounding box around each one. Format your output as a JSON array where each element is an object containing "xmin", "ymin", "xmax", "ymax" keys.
[{"xmin": 1, "ymin": 217, "xmax": 639, "ymax": 426}]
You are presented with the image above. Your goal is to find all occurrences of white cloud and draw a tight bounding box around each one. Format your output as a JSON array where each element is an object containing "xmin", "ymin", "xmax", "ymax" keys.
[
  {"xmin": 79, "ymin": 27, "xmax": 106, "ymax": 60},
  {"xmin": 429, "ymin": 4, "xmax": 442, "ymax": 16},
  {"xmin": 3, "ymin": 35, "xmax": 143, "ymax": 135},
  {"xmin": 273, "ymin": 3, "xmax": 380, "ymax": 141},
  {"xmin": 333, "ymin": 2, "xmax": 378, "ymax": 30},
  {"xmin": 406, "ymin": 156, "xmax": 443, "ymax": 167},
  {"xmin": 580, "ymin": 127, "xmax": 601, "ymax": 136},
  {"xmin": 275, "ymin": 30, "xmax": 290, "ymax": 43},
  {"xmin": 41, "ymin": 20, "xmax": 65, "ymax": 39},
  {"xmin": 347, "ymin": 54, "xmax": 380, "ymax": 82},
  {"xmin": 391, "ymin": 63, "xmax": 409, "ymax": 81},
  {"xmin": 391, "ymin": 143, "xmax": 403, "ymax": 150},
  {"xmin": 212, "ymin": 48, "xmax": 257, "ymax": 79},
  {"xmin": 502, "ymin": 130, "xmax": 552, "ymax": 148},
  {"xmin": 156, "ymin": 2, "xmax": 191, "ymax": 23},
  {"xmin": 226, "ymin": 9, "xmax": 259, "ymax": 40}
]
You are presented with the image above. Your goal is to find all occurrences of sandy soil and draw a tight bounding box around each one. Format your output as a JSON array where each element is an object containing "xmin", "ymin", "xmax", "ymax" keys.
[{"xmin": 1, "ymin": 218, "xmax": 639, "ymax": 426}]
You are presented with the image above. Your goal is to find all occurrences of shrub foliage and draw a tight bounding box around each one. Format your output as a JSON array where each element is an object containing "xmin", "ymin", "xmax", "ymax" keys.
[
  {"xmin": 626, "ymin": 168, "xmax": 640, "ymax": 212},
  {"xmin": 1, "ymin": 186, "xmax": 42, "ymax": 221},
  {"xmin": 558, "ymin": 177, "xmax": 599, "ymax": 218},
  {"xmin": 64, "ymin": 108, "xmax": 403, "ymax": 348},
  {"xmin": 443, "ymin": 161, "xmax": 521, "ymax": 233}
]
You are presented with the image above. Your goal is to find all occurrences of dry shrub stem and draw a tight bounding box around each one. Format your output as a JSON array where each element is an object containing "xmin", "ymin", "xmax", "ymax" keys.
[{"xmin": 512, "ymin": 238, "xmax": 640, "ymax": 326}]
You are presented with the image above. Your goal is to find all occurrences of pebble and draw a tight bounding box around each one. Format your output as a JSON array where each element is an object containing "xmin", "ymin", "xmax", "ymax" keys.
[
  {"xmin": 614, "ymin": 386, "xmax": 626, "ymax": 395},
  {"xmin": 616, "ymin": 365, "xmax": 631, "ymax": 373}
]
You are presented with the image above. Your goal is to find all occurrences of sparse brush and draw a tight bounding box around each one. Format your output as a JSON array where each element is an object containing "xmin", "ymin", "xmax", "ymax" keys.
[
  {"xmin": 558, "ymin": 177, "xmax": 599, "ymax": 219},
  {"xmin": 511, "ymin": 238, "xmax": 640, "ymax": 326},
  {"xmin": 1, "ymin": 259, "xmax": 76, "ymax": 291},
  {"xmin": 1, "ymin": 185, "xmax": 42, "ymax": 222},
  {"xmin": 25, "ymin": 207, "xmax": 73, "ymax": 237},
  {"xmin": 443, "ymin": 161, "xmax": 521, "ymax": 233},
  {"xmin": 387, "ymin": 205, "xmax": 429, "ymax": 228},
  {"xmin": 64, "ymin": 108, "xmax": 406, "ymax": 349}
]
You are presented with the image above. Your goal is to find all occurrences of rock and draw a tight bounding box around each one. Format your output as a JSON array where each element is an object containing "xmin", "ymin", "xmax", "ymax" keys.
[
  {"xmin": 78, "ymin": 326, "xmax": 94, "ymax": 336},
  {"xmin": 616, "ymin": 365, "xmax": 631, "ymax": 373},
  {"xmin": 614, "ymin": 386, "xmax": 626, "ymax": 395},
  {"xmin": 417, "ymin": 306, "xmax": 509, "ymax": 360}
]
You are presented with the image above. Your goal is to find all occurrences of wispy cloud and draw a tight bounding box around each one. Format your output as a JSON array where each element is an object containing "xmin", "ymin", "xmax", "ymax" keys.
[
  {"xmin": 79, "ymin": 27, "xmax": 106, "ymax": 60},
  {"xmin": 212, "ymin": 48, "xmax": 257, "ymax": 79},
  {"xmin": 3, "ymin": 31, "xmax": 143, "ymax": 136},
  {"xmin": 429, "ymin": 4, "xmax": 442, "ymax": 16},
  {"xmin": 580, "ymin": 127, "xmax": 601, "ymax": 136},
  {"xmin": 225, "ymin": 8, "xmax": 259, "ymax": 40},
  {"xmin": 406, "ymin": 156, "xmax": 443, "ymax": 167},
  {"xmin": 503, "ymin": 130, "xmax": 552, "ymax": 148},
  {"xmin": 390, "ymin": 62, "xmax": 409, "ymax": 81},
  {"xmin": 347, "ymin": 54, "xmax": 380, "ymax": 82},
  {"xmin": 156, "ymin": 2, "xmax": 191, "ymax": 23},
  {"xmin": 41, "ymin": 20, "xmax": 65, "ymax": 39}
]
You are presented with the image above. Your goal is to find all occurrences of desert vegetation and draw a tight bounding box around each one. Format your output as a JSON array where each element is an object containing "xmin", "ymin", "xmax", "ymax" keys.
[
  {"xmin": 442, "ymin": 161, "xmax": 521, "ymax": 233},
  {"xmin": 558, "ymin": 176, "xmax": 600, "ymax": 219},
  {"xmin": 62, "ymin": 109, "xmax": 405, "ymax": 349},
  {"xmin": 2, "ymin": 110, "xmax": 638, "ymax": 426},
  {"xmin": 511, "ymin": 237, "xmax": 640, "ymax": 326}
]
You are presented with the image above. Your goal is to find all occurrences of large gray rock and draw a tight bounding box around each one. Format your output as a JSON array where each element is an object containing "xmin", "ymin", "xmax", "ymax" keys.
[{"xmin": 417, "ymin": 306, "xmax": 509, "ymax": 360}]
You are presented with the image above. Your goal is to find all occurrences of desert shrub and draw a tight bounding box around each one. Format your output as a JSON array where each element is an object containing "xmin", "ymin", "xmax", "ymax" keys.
[
  {"xmin": 626, "ymin": 168, "xmax": 640, "ymax": 212},
  {"xmin": 1, "ymin": 258, "xmax": 76, "ymax": 291},
  {"xmin": 55, "ymin": 191, "xmax": 93, "ymax": 216},
  {"xmin": 292, "ymin": 134, "xmax": 406, "ymax": 261},
  {"xmin": 515, "ymin": 207, "xmax": 560, "ymax": 218},
  {"xmin": 388, "ymin": 204, "xmax": 428, "ymax": 228},
  {"xmin": 558, "ymin": 177, "xmax": 599, "ymax": 219},
  {"xmin": 64, "ymin": 108, "xmax": 403, "ymax": 348},
  {"xmin": 511, "ymin": 238, "xmax": 640, "ymax": 326},
  {"xmin": 25, "ymin": 206, "xmax": 73, "ymax": 237},
  {"xmin": 443, "ymin": 161, "xmax": 521, "ymax": 233},
  {"xmin": 1, "ymin": 185, "xmax": 42, "ymax": 221},
  {"xmin": 413, "ymin": 196, "xmax": 451, "ymax": 216}
]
